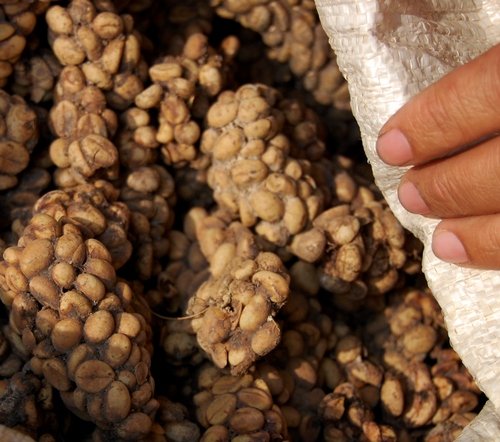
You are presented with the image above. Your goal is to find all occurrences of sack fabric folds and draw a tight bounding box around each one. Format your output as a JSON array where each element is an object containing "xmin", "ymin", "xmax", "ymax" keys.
[{"xmin": 314, "ymin": 0, "xmax": 500, "ymax": 439}]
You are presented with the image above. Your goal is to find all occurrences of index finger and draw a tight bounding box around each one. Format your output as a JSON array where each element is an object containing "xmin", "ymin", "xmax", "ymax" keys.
[{"xmin": 376, "ymin": 44, "xmax": 500, "ymax": 166}]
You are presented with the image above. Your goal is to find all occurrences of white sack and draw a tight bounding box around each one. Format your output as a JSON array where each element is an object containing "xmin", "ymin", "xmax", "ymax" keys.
[{"xmin": 314, "ymin": 0, "xmax": 500, "ymax": 439}]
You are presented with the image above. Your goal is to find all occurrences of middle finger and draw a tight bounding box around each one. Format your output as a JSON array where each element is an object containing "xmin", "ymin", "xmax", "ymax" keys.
[{"xmin": 398, "ymin": 135, "xmax": 500, "ymax": 218}]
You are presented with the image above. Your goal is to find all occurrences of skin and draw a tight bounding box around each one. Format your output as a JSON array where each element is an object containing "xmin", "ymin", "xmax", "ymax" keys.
[{"xmin": 376, "ymin": 43, "xmax": 500, "ymax": 269}]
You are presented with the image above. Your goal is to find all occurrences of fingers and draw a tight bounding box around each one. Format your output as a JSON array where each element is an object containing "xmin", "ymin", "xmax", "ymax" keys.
[
  {"xmin": 375, "ymin": 44, "xmax": 500, "ymax": 269},
  {"xmin": 433, "ymin": 215, "xmax": 500, "ymax": 269},
  {"xmin": 398, "ymin": 135, "xmax": 500, "ymax": 218},
  {"xmin": 377, "ymin": 43, "xmax": 500, "ymax": 166}
]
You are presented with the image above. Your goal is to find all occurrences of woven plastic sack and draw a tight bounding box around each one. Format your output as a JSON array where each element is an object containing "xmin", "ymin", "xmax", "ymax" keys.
[{"xmin": 314, "ymin": 0, "xmax": 500, "ymax": 439}]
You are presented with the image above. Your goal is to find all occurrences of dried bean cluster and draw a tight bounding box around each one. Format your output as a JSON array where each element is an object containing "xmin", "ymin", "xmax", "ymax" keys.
[
  {"xmin": 32, "ymin": 181, "xmax": 132, "ymax": 269},
  {"xmin": 11, "ymin": 48, "xmax": 61, "ymax": 104},
  {"xmin": 210, "ymin": 0, "xmax": 349, "ymax": 109},
  {"xmin": 183, "ymin": 208, "xmax": 291, "ymax": 374},
  {"xmin": 0, "ymin": 215, "xmax": 158, "ymax": 440},
  {"xmin": 46, "ymin": 0, "xmax": 147, "ymax": 109},
  {"xmin": 195, "ymin": 364, "xmax": 288, "ymax": 441},
  {"xmin": 119, "ymin": 164, "xmax": 176, "ymax": 280},
  {"xmin": 133, "ymin": 32, "xmax": 227, "ymax": 167},
  {"xmin": 0, "ymin": 1, "xmax": 52, "ymax": 87},
  {"xmin": 203, "ymin": 84, "xmax": 324, "ymax": 247},
  {"xmin": 0, "ymin": 90, "xmax": 38, "ymax": 190},
  {"xmin": 48, "ymin": 65, "xmax": 120, "ymax": 187}
]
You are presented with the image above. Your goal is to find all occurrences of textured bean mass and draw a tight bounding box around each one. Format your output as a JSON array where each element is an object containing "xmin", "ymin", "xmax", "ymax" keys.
[
  {"xmin": 0, "ymin": 214, "xmax": 157, "ymax": 440},
  {"xmin": 0, "ymin": 1, "xmax": 481, "ymax": 441}
]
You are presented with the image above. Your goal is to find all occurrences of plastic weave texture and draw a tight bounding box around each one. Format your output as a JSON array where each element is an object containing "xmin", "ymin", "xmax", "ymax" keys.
[{"xmin": 314, "ymin": 0, "xmax": 500, "ymax": 439}]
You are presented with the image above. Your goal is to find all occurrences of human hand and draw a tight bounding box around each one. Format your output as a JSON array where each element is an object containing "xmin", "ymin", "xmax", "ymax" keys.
[{"xmin": 376, "ymin": 44, "xmax": 500, "ymax": 269}]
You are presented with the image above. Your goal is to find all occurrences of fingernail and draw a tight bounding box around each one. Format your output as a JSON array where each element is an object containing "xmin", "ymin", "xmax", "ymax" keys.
[
  {"xmin": 398, "ymin": 181, "xmax": 430, "ymax": 214},
  {"xmin": 376, "ymin": 129, "xmax": 413, "ymax": 165},
  {"xmin": 432, "ymin": 230, "xmax": 469, "ymax": 264}
]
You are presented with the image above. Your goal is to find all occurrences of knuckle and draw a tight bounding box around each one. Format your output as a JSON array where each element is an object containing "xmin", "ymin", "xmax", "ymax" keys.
[
  {"xmin": 457, "ymin": 216, "xmax": 500, "ymax": 268},
  {"xmin": 485, "ymin": 46, "xmax": 500, "ymax": 111},
  {"xmin": 487, "ymin": 142, "xmax": 500, "ymax": 181},
  {"xmin": 479, "ymin": 220, "xmax": 500, "ymax": 263},
  {"xmin": 406, "ymin": 83, "xmax": 467, "ymax": 151},
  {"xmin": 426, "ymin": 171, "xmax": 462, "ymax": 216},
  {"xmin": 427, "ymin": 86, "xmax": 459, "ymax": 133},
  {"xmin": 406, "ymin": 91, "xmax": 446, "ymax": 139},
  {"xmin": 432, "ymin": 81, "xmax": 470, "ymax": 142}
]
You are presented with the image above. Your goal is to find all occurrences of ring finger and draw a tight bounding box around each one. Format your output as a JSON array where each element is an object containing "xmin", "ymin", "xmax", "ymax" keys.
[{"xmin": 433, "ymin": 214, "xmax": 500, "ymax": 269}]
